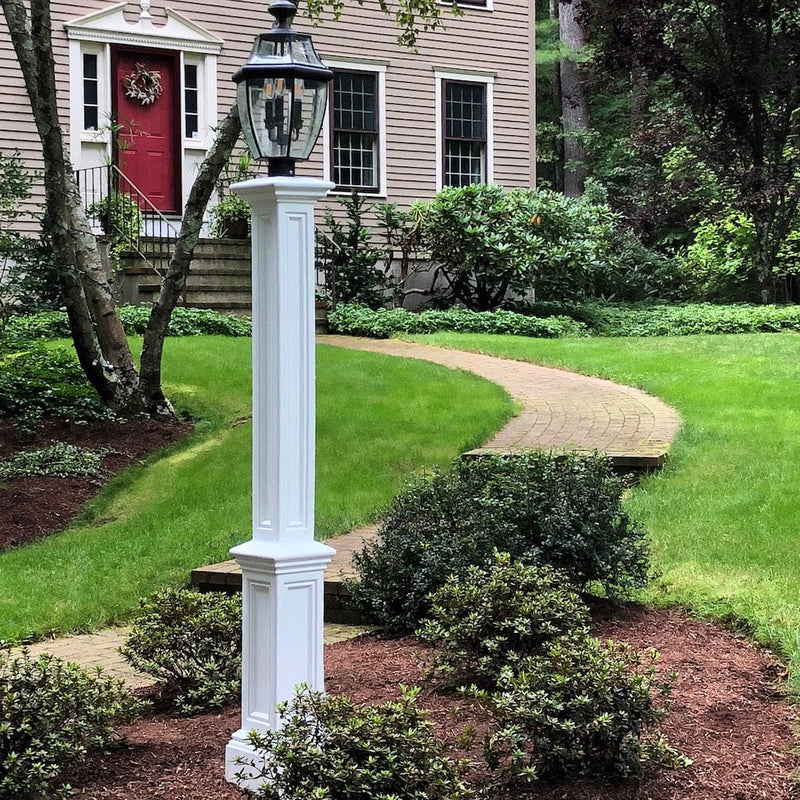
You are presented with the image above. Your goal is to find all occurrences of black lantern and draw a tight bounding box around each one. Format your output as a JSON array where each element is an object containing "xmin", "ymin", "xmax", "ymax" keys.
[{"xmin": 233, "ymin": 0, "xmax": 333, "ymax": 176}]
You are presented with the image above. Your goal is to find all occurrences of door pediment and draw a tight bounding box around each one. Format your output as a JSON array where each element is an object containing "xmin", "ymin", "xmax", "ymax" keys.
[{"xmin": 65, "ymin": 3, "xmax": 223, "ymax": 54}]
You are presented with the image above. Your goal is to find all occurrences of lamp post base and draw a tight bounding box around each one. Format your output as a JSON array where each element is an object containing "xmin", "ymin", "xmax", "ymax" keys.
[{"xmin": 224, "ymin": 538, "xmax": 335, "ymax": 787}]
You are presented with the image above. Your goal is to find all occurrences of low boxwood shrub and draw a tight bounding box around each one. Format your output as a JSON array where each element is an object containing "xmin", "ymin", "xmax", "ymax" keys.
[
  {"xmin": 0, "ymin": 649, "xmax": 141, "ymax": 800},
  {"xmin": 350, "ymin": 452, "xmax": 651, "ymax": 633},
  {"xmin": 238, "ymin": 685, "xmax": 474, "ymax": 800},
  {"xmin": 121, "ymin": 588, "xmax": 241, "ymax": 715},
  {"xmin": 417, "ymin": 552, "xmax": 590, "ymax": 689},
  {"xmin": 479, "ymin": 638, "xmax": 682, "ymax": 783},
  {"xmin": 327, "ymin": 304, "xmax": 586, "ymax": 339}
]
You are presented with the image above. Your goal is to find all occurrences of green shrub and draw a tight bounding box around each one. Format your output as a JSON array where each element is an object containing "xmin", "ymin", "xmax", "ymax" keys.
[
  {"xmin": 418, "ymin": 553, "xmax": 590, "ymax": 689},
  {"xmin": 238, "ymin": 686, "xmax": 474, "ymax": 800},
  {"xmin": 0, "ymin": 442, "xmax": 107, "ymax": 481},
  {"xmin": 0, "ymin": 343, "xmax": 114, "ymax": 425},
  {"xmin": 5, "ymin": 306, "xmax": 252, "ymax": 341},
  {"xmin": 480, "ymin": 638, "xmax": 681, "ymax": 783},
  {"xmin": 350, "ymin": 453, "xmax": 651, "ymax": 633},
  {"xmin": 0, "ymin": 649, "xmax": 141, "ymax": 800},
  {"xmin": 677, "ymin": 211, "xmax": 759, "ymax": 302},
  {"xmin": 316, "ymin": 191, "xmax": 390, "ymax": 309},
  {"xmin": 121, "ymin": 588, "xmax": 241, "ymax": 715},
  {"xmin": 87, "ymin": 192, "xmax": 144, "ymax": 271},
  {"xmin": 327, "ymin": 304, "xmax": 585, "ymax": 339},
  {"xmin": 117, "ymin": 305, "xmax": 252, "ymax": 337}
]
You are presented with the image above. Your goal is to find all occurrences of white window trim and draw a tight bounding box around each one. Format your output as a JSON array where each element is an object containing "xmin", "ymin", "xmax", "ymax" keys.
[
  {"xmin": 70, "ymin": 40, "xmax": 111, "ymax": 150},
  {"xmin": 434, "ymin": 67, "xmax": 495, "ymax": 191},
  {"xmin": 182, "ymin": 53, "xmax": 217, "ymax": 150},
  {"xmin": 66, "ymin": 4, "xmax": 222, "ymax": 169},
  {"xmin": 321, "ymin": 58, "xmax": 388, "ymax": 198},
  {"xmin": 439, "ymin": 0, "xmax": 494, "ymax": 12}
]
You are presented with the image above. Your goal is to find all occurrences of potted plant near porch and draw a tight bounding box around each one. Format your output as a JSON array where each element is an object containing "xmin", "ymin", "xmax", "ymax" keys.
[
  {"xmin": 210, "ymin": 193, "xmax": 251, "ymax": 239},
  {"xmin": 210, "ymin": 150, "xmax": 258, "ymax": 239}
]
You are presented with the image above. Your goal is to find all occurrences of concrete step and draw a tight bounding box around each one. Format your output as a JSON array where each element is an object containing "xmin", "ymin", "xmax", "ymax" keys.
[{"xmin": 139, "ymin": 282, "xmax": 252, "ymax": 295}]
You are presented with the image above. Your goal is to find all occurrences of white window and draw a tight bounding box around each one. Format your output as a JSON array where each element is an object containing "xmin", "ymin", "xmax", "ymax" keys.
[
  {"xmin": 434, "ymin": 69, "xmax": 495, "ymax": 190},
  {"xmin": 82, "ymin": 52, "xmax": 100, "ymax": 131},
  {"xmin": 184, "ymin": 62, "xmax": 200, "ymax": 140},
  {"xmin": 322, "ymin": 59, "xmax": 387, "ymax": 196}
]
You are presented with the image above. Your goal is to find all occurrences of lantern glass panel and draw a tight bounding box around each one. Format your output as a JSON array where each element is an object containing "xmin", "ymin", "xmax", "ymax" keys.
[{"xmin": 239, "ymin": 76, "xmax": 327, "ymax": 161}]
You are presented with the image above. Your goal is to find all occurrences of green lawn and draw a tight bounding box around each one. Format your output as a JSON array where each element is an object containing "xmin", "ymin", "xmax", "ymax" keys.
[
  {"xmin": 408, "ymin": 331, "xmax": 800, "ymax": 690},
  {"xmin": 0, "ymin": 337, "xmax": 513, "ymax": 642}
]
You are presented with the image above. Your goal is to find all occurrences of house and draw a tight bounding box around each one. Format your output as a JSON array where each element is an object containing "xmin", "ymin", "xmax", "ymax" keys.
[{"xmin": 0, "ymin": 0, "xmax": 535, "ymax": 304}]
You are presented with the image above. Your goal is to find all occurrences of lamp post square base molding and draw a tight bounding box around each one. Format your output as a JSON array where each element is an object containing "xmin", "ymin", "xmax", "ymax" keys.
[{"xmin": 225, "ymin": 539, "xmax": 335, "ymax": 786}]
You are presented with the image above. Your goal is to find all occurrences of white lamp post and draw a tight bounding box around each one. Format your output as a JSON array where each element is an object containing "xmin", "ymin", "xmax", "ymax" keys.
[{"xmin": 225, "ymin": 1, "xmax": 335, "ymax": 781}]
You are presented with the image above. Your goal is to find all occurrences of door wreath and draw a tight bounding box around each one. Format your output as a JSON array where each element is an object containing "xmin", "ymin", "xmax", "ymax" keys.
[{"xmin": 123, "ymin": 63, "xmax": 163, "ymax": 106}]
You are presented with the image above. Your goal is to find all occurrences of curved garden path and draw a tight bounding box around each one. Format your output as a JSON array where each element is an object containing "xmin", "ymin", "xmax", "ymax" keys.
[
  {"xmin": 320, "ymin": 336, "xmax": 681, "ymax": 467},
  {"xmin": 28, "ymin": 335, "xmax": 681, "ymax": 682}
]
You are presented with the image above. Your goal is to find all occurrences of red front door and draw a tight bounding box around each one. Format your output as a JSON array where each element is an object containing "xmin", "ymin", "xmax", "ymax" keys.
[{"xmin": 113, "ymin": 48, "xmax": 180, "ymax": 213}]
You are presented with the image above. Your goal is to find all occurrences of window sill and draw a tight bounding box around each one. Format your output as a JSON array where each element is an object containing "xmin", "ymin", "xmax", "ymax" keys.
[
  {"xmin": 81, "ymin": 131, "xmax": 107, "ymax": 144},
  {"xmin": 328, "ymin": 188, "xmax": 387, "ymax": 199}
]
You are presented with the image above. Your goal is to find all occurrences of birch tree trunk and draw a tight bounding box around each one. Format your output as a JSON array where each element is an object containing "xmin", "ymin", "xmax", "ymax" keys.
[{"xmin": 558, "ymin": 0, "xmax": 589, "ymax": 197}]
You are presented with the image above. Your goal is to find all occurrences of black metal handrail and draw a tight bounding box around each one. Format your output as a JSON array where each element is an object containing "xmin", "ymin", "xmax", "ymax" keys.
[{"xmin": 75, "ymin": 164, "xmax": 179, "ymax": 277}]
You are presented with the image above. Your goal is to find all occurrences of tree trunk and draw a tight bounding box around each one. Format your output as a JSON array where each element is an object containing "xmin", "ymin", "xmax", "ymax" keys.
[
  {"xmin": 550, "ymin": 0, "xmax": 564, "ymax": 192},
  {"xmin": 139, "ymin": 104, "xmax": 243, "ymax": 416},
  {"xmin": 558, "ymin": 0, "xmax": 590, "ymax": 198},
  {"xmin": 630, "ymin": 57, "xmax": 651, "ymax": 130},
  {"xmin": 3, "ymin": 0, "xmax": 142, "ymax": 413}
]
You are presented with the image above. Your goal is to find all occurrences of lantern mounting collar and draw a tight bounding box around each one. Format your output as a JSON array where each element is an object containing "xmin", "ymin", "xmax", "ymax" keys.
[{"xmin": 268, "ymin": 0, "xmax": 297, "ymax": 29}]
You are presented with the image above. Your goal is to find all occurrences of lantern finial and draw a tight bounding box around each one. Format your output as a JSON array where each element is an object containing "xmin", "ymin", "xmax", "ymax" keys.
[{"xmin": 268, "ymin": 0, "xmax": 297, "ymax": 29}]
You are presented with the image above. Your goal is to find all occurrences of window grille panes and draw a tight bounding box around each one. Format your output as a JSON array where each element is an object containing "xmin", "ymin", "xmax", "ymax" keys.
[
  {"xmin": 83, "ymin": 53, "xmax": 99, "ymax": 131},
  {"xmin": 443, "ymin": 81, "xmax": 486, "ymax": 187},
  {"xmin": 332, "ymin": 72, "xmax": 378, "ymax": 191},
  {"xmin": 184, "ymin": 64, "xmax": 199, "ymax": 139}
]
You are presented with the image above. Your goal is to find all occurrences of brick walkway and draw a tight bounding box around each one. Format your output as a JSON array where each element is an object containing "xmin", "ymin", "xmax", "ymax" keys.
[
  {"xmin": 320, "ymin": 336, "xmax": 681, "ymax": 465},
  {"xmin": 25, "ymin": 336, "xmax": 680, "ymax": 685},
  {"xmin": 24, "ymin": 623, "xmax": 372, "ymax": 690}
]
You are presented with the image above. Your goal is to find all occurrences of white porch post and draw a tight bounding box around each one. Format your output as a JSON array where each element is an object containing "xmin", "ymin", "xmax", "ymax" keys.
[{"xmin": 225, "ymin": 176, "xmax": 335, "ymax": 781}]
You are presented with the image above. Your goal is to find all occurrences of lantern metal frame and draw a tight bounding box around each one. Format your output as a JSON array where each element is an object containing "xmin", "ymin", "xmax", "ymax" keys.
[{"xmin": 233, "ymin": 0, "xmax": 333, "ymax": 176}]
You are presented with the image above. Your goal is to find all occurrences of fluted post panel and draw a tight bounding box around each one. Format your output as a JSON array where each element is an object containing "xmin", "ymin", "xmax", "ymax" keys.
[{"xmin": 225, "ymin": 177, "xmax": 336, "ymax": 783}]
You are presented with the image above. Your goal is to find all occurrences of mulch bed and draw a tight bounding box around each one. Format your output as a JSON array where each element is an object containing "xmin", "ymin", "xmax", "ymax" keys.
[
  {"xmin": 0, "ymin": 417, "xmax": 192, "ymax": 550},
  {"xmin": 66, "ymin": 605, "xmax": 799, "ymax": 800},
  {"xmin": 3, "ymin": 417, "xmax": 798, "ymax": 798}
]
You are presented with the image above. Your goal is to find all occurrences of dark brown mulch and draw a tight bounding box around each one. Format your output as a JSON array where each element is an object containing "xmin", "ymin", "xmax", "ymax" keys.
[
  {"xmin": 66, "ymin": 606, "xmax": 799, "ymax": 800},
  {"xmin": 0, "ymin": 417, "xmax": 192, "ymax": 550}
]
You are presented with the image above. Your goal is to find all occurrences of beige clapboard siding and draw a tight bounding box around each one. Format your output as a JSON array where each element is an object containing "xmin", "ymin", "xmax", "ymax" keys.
[{"xmin": 3, "ymin": 0, "xmax": 533, "ymax": 234}]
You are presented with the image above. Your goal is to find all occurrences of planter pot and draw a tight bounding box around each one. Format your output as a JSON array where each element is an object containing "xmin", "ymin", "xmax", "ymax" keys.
[
  {"xmin": 315, "ymin": 300, "xmax": 329, "ymax": 334},
  {"xmin": 219, "ymin": 218, "xmax": 250, "ymax": 239}
]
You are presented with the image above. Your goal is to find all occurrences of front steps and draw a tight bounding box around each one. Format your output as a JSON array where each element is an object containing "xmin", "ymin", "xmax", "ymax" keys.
[{"xmin": 119, "ymin": 238, "xmax": 252, "ymax": 314}]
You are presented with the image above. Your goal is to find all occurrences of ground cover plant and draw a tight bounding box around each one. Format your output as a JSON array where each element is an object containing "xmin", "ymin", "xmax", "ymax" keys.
[
  {"xmin": 0, "ymin": 337, "xmax": 512, "ymax": 642},
  {"xmin": 328, "ymin": 301, "xmax": 800, "ymax": 339},
  {"xmin": 407, "ymin": 331, "xmax": 800, "ymax": 690},
  {"xmin": 351, "ymin": 451, "xmax": 650, "ymax": 632}
]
